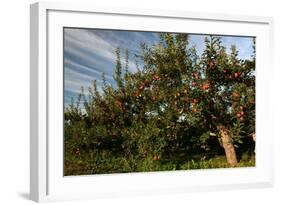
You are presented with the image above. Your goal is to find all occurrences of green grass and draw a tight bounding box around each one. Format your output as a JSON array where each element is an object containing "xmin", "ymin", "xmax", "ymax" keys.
[
  {"xmin": 179, "ymin": 155, "xmax": 255, "ymax": 170},
  {"xmin": 64, "ymin": 153, "xmax": 255, "ymax": 176}
]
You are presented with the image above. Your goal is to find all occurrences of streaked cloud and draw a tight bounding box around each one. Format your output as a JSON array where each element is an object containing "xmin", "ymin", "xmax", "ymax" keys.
[{"xmin": 64, "ymin": 28, "xmax": 254, "ymax": 106}]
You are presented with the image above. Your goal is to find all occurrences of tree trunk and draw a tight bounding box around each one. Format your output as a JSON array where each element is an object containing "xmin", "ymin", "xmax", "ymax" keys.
[{"xmin": 219, "ymin": 126, "xmax": 238, "ymax": 167}]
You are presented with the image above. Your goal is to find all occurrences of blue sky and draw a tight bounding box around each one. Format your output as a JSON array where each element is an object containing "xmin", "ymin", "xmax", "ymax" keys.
[{"xmin": 64, "ymin": 28, "xmax": 254, "ymax": 106}]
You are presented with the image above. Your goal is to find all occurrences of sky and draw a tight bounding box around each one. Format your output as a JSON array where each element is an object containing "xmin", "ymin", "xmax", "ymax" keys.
[{"xmin": 64, "ymin": 28, "xmax": 254, "ymax": 106}]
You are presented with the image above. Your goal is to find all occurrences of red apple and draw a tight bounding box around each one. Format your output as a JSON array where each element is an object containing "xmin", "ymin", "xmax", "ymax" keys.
[
  {"xmin": 232, "ymin": 91, "xmax": 239, "ymax": 98},
  {"xmin": 153, "ymin": 74, "xmax": 160, "ymax": 81},
  {"xmin": 234, "ymin": 72, "xmax": 241, "ymax": 78},
  {"xmin": 202, "ymin": 83, "xmax": 209, "ymax": 90},
  {"xmin": 135, "ymin": 90, "xmax": 142, "ymax": 97}
]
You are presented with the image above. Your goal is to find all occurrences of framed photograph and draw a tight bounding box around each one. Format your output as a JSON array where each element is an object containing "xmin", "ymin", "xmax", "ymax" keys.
[{"xmin": 30, "ymin": 2, "xmax": 274, "ymax": 202}]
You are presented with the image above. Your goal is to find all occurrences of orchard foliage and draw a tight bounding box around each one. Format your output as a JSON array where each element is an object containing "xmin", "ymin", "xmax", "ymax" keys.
[{"xmin": 64, "ymin": 34, "xmax": 255, "ymax": 175}]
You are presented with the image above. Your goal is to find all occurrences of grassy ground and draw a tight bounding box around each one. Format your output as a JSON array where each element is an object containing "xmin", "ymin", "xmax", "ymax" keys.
[{"xmin": 64, "ymin": 153, "xmax": 255, "ymax": 176}]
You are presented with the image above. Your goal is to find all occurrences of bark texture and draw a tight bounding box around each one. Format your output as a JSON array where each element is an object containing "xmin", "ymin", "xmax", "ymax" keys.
[{"xmin": 219, "ymin": 126, "xmax": 238, "ymax": 167}]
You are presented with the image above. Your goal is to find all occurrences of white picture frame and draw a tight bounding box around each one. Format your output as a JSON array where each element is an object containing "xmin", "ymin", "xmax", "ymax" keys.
[{"xmin": 30, "ymin": 2, "xmax": 274, "ymax": 202}]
